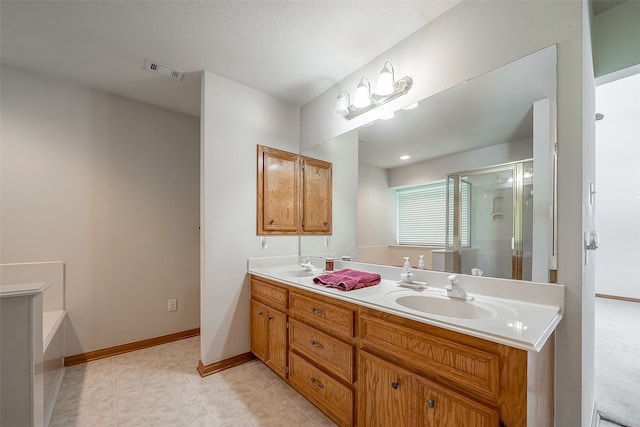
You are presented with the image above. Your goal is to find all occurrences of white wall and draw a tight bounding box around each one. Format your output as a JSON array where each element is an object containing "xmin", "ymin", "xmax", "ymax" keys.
[
  {"xmin": 595, "ymin": 73, "xmax": 640, "ymax": 299},
  {"xmin": 200, "ymin": 71, "xmax": 299, "ymax": 366},
  {"xmin": 300, "ymin": 2, "xmax": 591, "ymax": 425},
  {"xmin": 0, "ymin": 66, "xmax": 201, "ymax": 356},
  {"xmin": 388, "ymin": 139, "xmax": 532, "ymax": 188}
]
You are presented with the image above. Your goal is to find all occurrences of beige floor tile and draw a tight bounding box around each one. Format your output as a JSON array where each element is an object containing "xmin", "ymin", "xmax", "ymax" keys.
[
  {"xmin": 82, "ymin": 408, "xmax": 115, "ymax": 427},
  {"xmin": 53, "ymin": 338, "xmax": 334, "ymax": 427}
]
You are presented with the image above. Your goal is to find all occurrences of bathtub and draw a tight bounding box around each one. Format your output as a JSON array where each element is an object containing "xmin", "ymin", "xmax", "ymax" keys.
[{"xmin": 1, "ymin": 262, "xmax": 66, "ymax": 427}]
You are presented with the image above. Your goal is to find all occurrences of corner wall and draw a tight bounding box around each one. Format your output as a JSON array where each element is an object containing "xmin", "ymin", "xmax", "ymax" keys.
[
  {"xmin": 0, "ymin": 66, "xmax": 201, "ymax": 356},
  {"xmin": 200, "ymin": 71, "xmax": 299, "ymax": 365}
]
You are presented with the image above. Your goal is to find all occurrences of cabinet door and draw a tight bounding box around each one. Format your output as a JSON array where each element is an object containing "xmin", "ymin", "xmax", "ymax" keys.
[
  {"xmin": 267, "ymin": 308, "xmax": 288, "ymax": 379},
  {"xmin": 257, "ymin": 145, "xmax": 300, "ymax": 234},
  {"xmin": 250, "ymin": 299, "xmax": 268, "ymax": 362},
  {"xmin": 413, "ymin": 376, "xmax": 500, "ymax": 427},
  {"xmin": 301, "ymin": 156, "xmax": 332, "ymax": 234},
  {"xmin": 359, "ymin": 351, "xmax": 412, "ymax": 427}
]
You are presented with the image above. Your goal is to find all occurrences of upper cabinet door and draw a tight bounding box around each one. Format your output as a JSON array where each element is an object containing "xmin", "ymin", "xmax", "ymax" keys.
[
  {"xmin": 257, "ymin": 145, "xmax": 300, "ymax": 234},
  {"xmin": 301, "ymin": 156, "xmax": 332, "ymax": 235}
]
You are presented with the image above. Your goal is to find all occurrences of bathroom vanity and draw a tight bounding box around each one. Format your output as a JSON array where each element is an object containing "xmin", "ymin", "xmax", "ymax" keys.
[{"xmin": 248, "ymin": 257, "xmax": 563, "ymax": 427}]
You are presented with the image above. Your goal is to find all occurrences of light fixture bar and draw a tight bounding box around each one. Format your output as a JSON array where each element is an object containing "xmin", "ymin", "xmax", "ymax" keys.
[{"xmin": 343, "ymin": 76, "xmax": 413, "ymax": 120}]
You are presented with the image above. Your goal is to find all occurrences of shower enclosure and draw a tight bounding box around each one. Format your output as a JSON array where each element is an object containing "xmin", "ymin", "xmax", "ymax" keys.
[{"xmin": 446, "ymin": 160, "xmax": 534, "ymax": 280}]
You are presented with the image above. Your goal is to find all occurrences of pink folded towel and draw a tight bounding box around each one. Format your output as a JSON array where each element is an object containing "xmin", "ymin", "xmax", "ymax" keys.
[{"xmin": 313, "ymin": 269, "xmax": 381, "ymax": 291}]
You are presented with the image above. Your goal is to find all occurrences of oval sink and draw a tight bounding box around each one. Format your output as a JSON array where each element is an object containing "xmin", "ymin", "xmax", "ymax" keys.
[
  {"xmin": 279, "ymin": 270, "xmax": 316, "ymax": 278},
  {"xmin": 394, "ymin": 295, "xmax": 495, "ymax": 319}
]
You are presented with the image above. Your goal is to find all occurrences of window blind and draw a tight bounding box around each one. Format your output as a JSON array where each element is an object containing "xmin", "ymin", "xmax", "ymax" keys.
[
  {"xmin": 398, "ymin": 180, "xmax": 470, "ymax": 247},
  {"xmin": 397, "ymin": 182, "xmax": 446, "ymax": 246}
]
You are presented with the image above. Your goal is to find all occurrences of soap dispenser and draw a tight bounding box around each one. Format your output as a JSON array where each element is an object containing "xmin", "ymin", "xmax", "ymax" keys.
[
  {"xmin": 400, "ymin": 257, "xmax": 414, "ymax": 283},
  {"xmin": 418, "ymin": 255, "xmax": 425, "ymax": 270}
]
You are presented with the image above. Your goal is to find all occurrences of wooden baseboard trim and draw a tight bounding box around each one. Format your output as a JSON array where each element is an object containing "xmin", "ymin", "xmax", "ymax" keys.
[
  {"xmin": 596, "ymin": 293, "xmax": 640, "ymax": 304},
  {"xmin": 197, "ymin": 352, "xmax": 255, "ymax": 378},
  {"xmin": 64, "ymin": 328, "xmax": 200, "ymax": 367}
]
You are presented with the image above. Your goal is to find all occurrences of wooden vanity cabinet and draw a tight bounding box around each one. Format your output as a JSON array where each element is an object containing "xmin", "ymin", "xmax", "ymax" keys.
[
  {"xmin": 256, "ymin": 145, "xmax": 332, "ymax": 235},
  {"xmin": 358, "ymin": 306, "xmax": 554, "ymax": 427},
  {"xmin": 249, "ymin": 275, "xmax": 555, "ymax": 427},
  {"xmin": 287, "ymin": 288, "xmax": 356, "ymax": 427},
  {"xmin": 413, "ymin": 375, "xmax": 500, "ymax": 427},
  {"xmin": 249, "ymin": 277, "xmax": 288, "ymax": 379},
  {"xmin": 359, "ymin": 351, "xmax": 412, "ymax": 427}
]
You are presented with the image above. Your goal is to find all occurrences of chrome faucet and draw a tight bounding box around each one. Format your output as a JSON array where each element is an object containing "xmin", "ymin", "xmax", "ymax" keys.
[
  {"xmin": 300, "ymin": 256, "xmax": 318, "ymax": 272},
  {"xmin": 445, "ymin": 274, "xmax": 471, "ymax": 300}
]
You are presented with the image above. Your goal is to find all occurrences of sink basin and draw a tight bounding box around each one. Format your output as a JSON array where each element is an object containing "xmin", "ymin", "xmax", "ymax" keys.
[
  {"xmin": 279, "ymin": 270, "xmax": 316, "ymax": 278},
  {"xmin": 394, "ymin": 294, "xmax": 495, "ymax": 319}
]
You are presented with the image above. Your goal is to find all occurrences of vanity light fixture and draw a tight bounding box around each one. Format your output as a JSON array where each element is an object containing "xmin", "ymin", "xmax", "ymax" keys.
[
  {"xmin": 353, "ymin": 77, "xmax": 372, "ymax": 108},
  {"xmin": 400, "ymin": 155, "xmax": 411, "ymax": 160},
  {"xmin": 335, "ymin": 61, "xmax": 413, "ymax": 120}
]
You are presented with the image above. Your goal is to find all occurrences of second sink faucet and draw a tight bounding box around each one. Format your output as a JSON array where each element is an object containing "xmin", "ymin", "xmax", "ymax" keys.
[{"xmin": 445, "ymin": 274, "xmax": 472, "ymax": 301}]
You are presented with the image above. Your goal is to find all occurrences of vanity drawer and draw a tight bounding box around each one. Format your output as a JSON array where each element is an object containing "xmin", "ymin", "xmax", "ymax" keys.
[
  {"xmin": 250, "ymin": 276, "xmax": 288, "ymax": 311},
  {"xmin": 289, "ymin": 290, "xmax": 355, "ymax": 339},
  {"xmin": 289, "ymin": 352, "xmax": 353, "ymax": 427},
  {"xmin": 359, "ymin": 314, "xmax": 500, "ymax": 400},
  {"xmin": 289, "ymin": 319, "xmax": 354, "ymax": 383}
]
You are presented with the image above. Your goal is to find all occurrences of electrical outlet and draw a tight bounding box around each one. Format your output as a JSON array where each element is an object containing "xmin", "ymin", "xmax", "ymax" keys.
[{"xmin": 168, "ymin": 299, "xmax": 177, "ymax": 312}]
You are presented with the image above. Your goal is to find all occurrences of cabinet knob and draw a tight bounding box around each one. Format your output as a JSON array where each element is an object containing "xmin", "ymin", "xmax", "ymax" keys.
[
  {"xmin": 310, "ymin": 377, "xmax": 325, "ymax": 389},
  {"xmin": 269, "ymin": 219, "xmax": 275, "ymax": 225},
  {"xmin": 391, "ymin": 382, "xmax": 399, "ymax": 390},
  {"xmin": 426, "ymin": 399, "xmax": 436, "ymax": 409},
  {"xmin": 310, "ymin": 340, "xmax": 324, "ymax": 350},
  {"xmin": 323, "ymin": 221, "xmax": 328, "ymax": 226},
  {"xmin": 258, "ymin": 312, "xmax": 264, "ymax": 316},
  {"xmin": 310, "ymin": 307, "xmax": 325, "ymax": 316},
  {"xmin": 268, "ymin": 316, "xmax": 273, "ymax": 321}
]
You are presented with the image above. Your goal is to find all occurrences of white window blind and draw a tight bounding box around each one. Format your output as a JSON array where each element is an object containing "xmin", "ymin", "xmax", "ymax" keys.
[
  {"xmin": 398, "ymin": 181, "xmax": 470, "ymax": 247},
  {"xmin": 397, "ymin": 182, "xmax": 446, "ymax": 246}
]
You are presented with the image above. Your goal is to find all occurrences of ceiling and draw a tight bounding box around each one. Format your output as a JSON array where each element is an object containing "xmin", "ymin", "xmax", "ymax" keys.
[{"xmin": 0, "ymin": 1, "xmax": 461, "ymax": 117}]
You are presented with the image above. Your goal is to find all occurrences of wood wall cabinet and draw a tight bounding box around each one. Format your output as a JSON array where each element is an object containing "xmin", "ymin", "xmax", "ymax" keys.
[
  {"xmin": 300, "ymin": 156, "xmax": 332, "ymax": 234},
  {"xmin": 256, "ymin": 145, "xmax": 332, "ymax": 235},
  {"xmin": 249, "ymin": 277, "xmax": 288, "ymax": 379}
]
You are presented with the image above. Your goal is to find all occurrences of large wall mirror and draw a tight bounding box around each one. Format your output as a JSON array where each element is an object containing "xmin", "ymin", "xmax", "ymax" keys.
[{"xmin": 301, "ymin": 45, "xmax": 557, "ymax": 283}]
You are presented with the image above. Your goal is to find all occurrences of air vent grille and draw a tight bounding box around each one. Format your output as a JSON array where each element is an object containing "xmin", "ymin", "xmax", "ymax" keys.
[{"xmin": 144, "ymin": 59, "xmax": 184, "ymax": 81}]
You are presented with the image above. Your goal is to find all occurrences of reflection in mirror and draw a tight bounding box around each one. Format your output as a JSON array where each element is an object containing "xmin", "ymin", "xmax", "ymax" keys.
[{"xmin": 301, "ymin": 45, "xmax": 556, "ymax": 282}]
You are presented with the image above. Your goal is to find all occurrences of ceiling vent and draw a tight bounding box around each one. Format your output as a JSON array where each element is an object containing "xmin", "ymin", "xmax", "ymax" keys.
[{"xmin": 144, "ymin": 59, "xmax": 184, "ymax": 81}]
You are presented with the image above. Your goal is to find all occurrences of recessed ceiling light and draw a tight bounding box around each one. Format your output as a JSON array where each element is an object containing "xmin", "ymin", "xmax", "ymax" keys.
[
  {"xmin": 403, "ymin": 102, "xmax": 419, "ymax": 110},
  {"xmin": 400, "ymin": 155, "xmax": 410, "ymax": 160},
  {"xmin": 381, "ymin": 112, "xmax": 395, "ymax": 120}
]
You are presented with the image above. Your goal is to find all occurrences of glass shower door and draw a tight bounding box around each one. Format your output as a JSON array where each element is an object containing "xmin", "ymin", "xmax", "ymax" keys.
[{"xmin": 447, "ymin": 164, "xmax": 523, "ymax": 279}]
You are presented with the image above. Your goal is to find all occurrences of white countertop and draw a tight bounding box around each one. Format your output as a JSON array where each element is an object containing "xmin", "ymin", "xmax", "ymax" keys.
[
  {"xmin": 248, "ymin": 256, "xmax": 564, "ymax": 352},
  {"xmin": 0, "ymin": 281, "xmax": 50, "ymax": 298}
]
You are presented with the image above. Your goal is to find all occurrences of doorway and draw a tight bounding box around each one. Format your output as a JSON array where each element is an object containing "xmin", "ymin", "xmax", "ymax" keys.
[{"xmin": 594, "ymin": 69, "xmax": 640, "ymax": 426}]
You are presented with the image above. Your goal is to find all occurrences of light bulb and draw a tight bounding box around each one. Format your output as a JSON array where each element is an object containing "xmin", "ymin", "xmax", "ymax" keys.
[
  {"xmin": 377, "ymin": 63, "xmax": 395, "ymax": 96},
  {"xmin": 334, "ymin": 92, "xmax": 349, "ymax": 116},
  {"xmin": 354, "ymin": 78, "xmax": 371, "ymax": 108}
]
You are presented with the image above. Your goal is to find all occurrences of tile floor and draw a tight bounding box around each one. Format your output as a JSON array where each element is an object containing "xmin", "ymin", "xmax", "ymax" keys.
[{"xmin": 50, "ymin": 336, "xmax": 335, "ymax": 426}]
